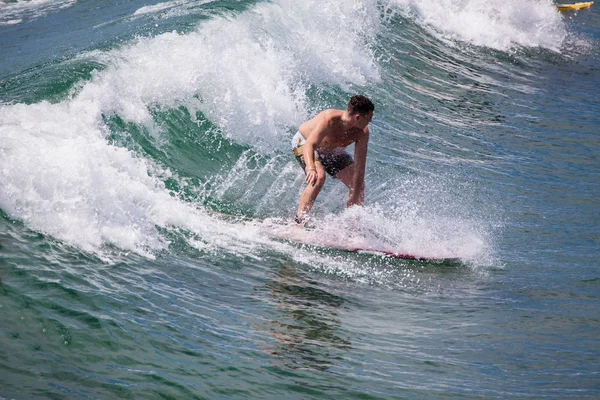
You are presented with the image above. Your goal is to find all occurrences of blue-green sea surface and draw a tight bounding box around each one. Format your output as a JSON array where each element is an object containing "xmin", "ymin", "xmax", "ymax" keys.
[{"xmin": 1, "ymin": 0, "xmax": 599, "ymax": 398}]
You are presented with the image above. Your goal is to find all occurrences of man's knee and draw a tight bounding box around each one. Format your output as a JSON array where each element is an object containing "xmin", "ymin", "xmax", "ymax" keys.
[{"xmin": 315, "ymin": 173, "xmax": 326, "ymax": 188}]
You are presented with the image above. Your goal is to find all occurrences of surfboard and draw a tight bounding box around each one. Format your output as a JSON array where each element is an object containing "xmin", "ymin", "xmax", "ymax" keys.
[
  {"xmin": 319, "ymin": 244, "xmax": 451, "ymax": 261},
  {"xmin": 205, "ymin": 210, "xmax": 459, "ymax": 262},
  {"xmin": 263, "ymin": 220, "xmax": 459, "ymax": 262},
  {"xmin": 556, "ymin": 1, "xmax": 593, "ymax": 11}
]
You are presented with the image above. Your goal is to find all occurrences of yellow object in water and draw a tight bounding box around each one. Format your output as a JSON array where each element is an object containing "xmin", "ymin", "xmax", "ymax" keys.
[{"xmin": 556, "ymin": 1, "xmax": 593, "ymax": 11}]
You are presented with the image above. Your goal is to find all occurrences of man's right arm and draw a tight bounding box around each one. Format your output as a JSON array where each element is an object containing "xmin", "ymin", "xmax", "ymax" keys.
[{"xmin": 303, "ymin": 113, "xmax": 331, "ymax": 186}]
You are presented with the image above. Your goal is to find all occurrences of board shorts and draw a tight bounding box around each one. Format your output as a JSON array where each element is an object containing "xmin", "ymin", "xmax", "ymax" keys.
[{"xmin": 291, "ymin": 131, "xmax": 353, "ymax": 177}]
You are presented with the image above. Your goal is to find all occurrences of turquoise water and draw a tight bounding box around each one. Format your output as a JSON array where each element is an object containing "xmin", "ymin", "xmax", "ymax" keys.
[{"xmin": 1, "ymin": 0, "xmax": 599, "ymax": 398}]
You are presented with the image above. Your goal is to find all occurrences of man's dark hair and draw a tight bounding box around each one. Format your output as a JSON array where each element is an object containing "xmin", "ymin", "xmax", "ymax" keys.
[{"xmin": 347, "ymin": 95, "xmax": 374, "ymax": 115}]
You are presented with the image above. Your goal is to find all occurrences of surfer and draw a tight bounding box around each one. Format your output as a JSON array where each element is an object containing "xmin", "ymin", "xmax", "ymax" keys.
[{"xmin": 292, "ymin": 95, "xmax": 374, "ymax": 225}]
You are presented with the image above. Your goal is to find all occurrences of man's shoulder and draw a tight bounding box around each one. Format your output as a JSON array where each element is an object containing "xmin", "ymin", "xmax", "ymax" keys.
[{"xmin": 319, "ymin": 109, "xmax": 344, "ymax": 124}]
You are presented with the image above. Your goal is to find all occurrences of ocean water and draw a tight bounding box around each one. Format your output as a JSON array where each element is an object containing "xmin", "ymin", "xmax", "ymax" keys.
[{"xmin": 0, "ymin": 0, "xmax": 598, "ymax": 398}]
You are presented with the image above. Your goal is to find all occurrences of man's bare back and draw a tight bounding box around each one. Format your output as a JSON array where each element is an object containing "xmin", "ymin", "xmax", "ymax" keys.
[{"xmin": 291, "ymin": 95, "xmax": 375, "ymax": 224}]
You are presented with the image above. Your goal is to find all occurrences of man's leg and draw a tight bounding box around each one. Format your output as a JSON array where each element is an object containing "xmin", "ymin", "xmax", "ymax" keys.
[
  {"xmin": 335, "ymin": 164, "xmax": 364, "ymax": 206},
  {"xmin": 335, "ymin": 163, "xmax": 354, "ymax": 188},
  {"xmin": 296, "ymin": 162, "xmax": 326, "ymax": 219}
]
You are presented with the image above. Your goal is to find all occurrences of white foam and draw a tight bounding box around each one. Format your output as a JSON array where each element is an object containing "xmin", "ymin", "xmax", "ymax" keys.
[
  {"xmin": 0, "ymin": 0, "xmax": 77, "ymax": 25},
  {"xmin": 0, "ymin": 18, "xmax": 22, "ymax": 25},
  {"xmin": 0, "ymin": 0, "xmax": 381, "ymax": 257},
  {"xmin": 389, "ymin": 0, "xmax": 567, "ymax": 51},
  {"xmin": 74, "ymin": 0, "xmax": 380, "ymax": 151},
  {"xmin": 133, "ymin": 1, "xmax": 183, "ymax": 16}
]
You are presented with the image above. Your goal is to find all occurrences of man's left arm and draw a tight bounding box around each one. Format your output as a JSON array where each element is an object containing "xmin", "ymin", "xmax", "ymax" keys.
[{"xmin": 347, "ymin": 130, "xmax": 369, "ymax": 207}]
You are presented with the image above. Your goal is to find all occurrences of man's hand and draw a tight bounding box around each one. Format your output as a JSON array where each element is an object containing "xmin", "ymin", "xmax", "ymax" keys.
[{"xmin": 305, "ymin": 168, "xmax": 318, "ymax": 186}]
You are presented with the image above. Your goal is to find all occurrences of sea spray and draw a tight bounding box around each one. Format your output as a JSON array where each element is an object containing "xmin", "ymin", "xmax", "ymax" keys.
[{"xmin": 388, "ymin": 0, "xmax": 567, "ymax": 51}]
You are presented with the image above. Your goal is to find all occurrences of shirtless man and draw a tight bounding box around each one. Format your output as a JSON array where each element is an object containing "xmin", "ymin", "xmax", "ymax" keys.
[{"xmin": 292, "ymin": 95, "xmax": 374, "ymax": 224}]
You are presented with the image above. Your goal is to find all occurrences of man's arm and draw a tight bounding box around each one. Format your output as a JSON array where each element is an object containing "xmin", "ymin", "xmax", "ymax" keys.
[{"xmin": 347, "ymin": 129, "xmax": 369, "ymax": 207}]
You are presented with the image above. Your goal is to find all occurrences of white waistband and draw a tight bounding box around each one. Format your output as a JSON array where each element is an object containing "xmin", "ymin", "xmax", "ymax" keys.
[{"xmin": 291, "ymin": 131, "xmax": 306, "ymax": 149}]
